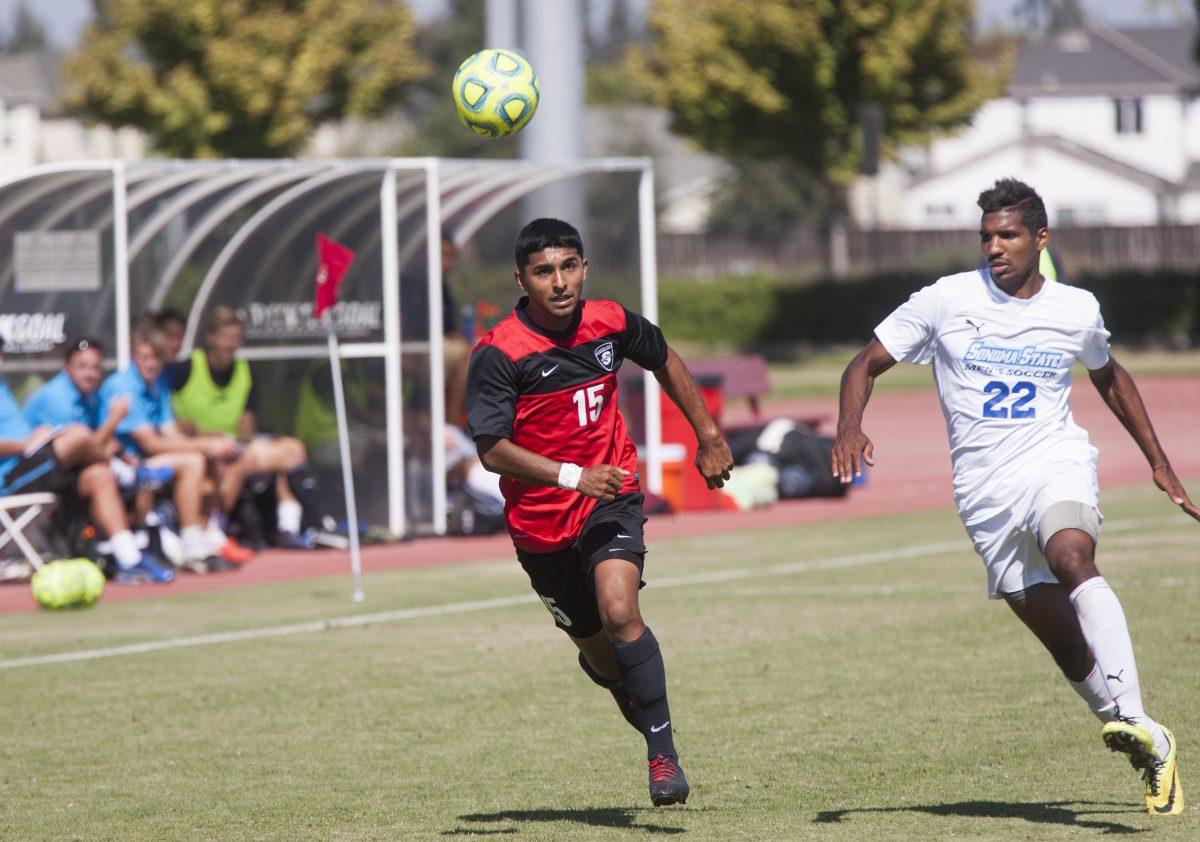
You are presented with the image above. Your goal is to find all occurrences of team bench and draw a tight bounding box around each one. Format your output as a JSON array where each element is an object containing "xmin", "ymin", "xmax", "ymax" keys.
[{"xmin": 685, "ymin": 354, "xmax": 771, "ymax": 421}]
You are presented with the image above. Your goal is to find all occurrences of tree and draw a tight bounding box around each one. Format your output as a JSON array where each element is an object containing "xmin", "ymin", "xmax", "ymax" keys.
[
  {"xmin": 1, "ymin": 2, "xmax": 47, "ymax": 54},
  {"xmin": 633, "ymin": 0, "xmax": 1004, "ymax": 268},
  {"xmin": 64, "ymin": 0, "xmax": 426, "ymax": 158},
  {"xmin": 1195, "ymin": 0, "xmax": 1200, "ymax": 66},
  {"xmin": 706, "ymin": 159, "xmax": 824, "ymax": 243},
  {"xmin": 1016, "ymin": 0, "xmax": 1086, "ymax": 34},
  {"xmin": 395, "ymin": 0, "xmax": 511, "ymax": 158},
  {"xmin": 586, "ymin": 0, "xmax": 649, "ymax": 105}
]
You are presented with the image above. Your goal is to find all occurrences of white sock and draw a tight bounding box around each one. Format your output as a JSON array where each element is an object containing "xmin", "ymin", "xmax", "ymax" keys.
[
  {"xmin": 110, "ymin": 530, "xmax": 142, "ymax": 570},
  {"xmin": 181, "ymin": 525, "xmax": 210, "ymax": 561},
  {"xmin": 277, "ymin": 500, "xmax": 302, "ymax": 534},
  {"xmin": 1067, "ymin": 662, "xmax": 1118, "ymax": 722},
  {"xmin": 206, "ymin": 513, "xmax": 227, "ymax": 551},
  {"xmin": 1069, "ymin": 576, "xmax": 1168, "ymax": 757}
]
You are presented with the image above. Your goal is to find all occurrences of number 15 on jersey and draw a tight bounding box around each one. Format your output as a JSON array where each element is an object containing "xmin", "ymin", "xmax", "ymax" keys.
[{"xmin": 573, "ymin": 384, "xmax": 605, "ymax": 426}]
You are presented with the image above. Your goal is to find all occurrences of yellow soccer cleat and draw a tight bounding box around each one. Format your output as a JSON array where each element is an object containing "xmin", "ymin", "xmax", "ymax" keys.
[
  {"xmin": 1102, "ymin": 719, "xmax": 1158, "ymax": 770},
  {"xmin": 1101, "ymin": 720, "xmax": 1184, "ymax": 815},
  {"xmin": 1142, "ymin": 727, "xmax": 1184, "ymax": 816}
]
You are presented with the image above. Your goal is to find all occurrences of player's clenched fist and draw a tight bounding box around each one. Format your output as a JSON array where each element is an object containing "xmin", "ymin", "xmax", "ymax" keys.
[
  {"xmin": 831, "ymin": 426, "xmax": 875, "ymax": 485},
  {"xmin": 576, "ymin": 465, "xmax": 628, "ymax": 501},
  {"xmin": 696, "ymin": 435, "xmax": 734, "ymax": 489}
]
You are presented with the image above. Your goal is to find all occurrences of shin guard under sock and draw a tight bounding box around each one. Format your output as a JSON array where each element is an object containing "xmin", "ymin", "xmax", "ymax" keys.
[
  {"xmin": 577, "ymin": 652, "xmax": 639, "ymax": 731},
  {"xmin": 613, "ymin": 627, "xmax": 677, "ymax": 759}
]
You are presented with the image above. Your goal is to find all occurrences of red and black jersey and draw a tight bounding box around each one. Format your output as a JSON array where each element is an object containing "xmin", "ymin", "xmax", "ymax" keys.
[{"xmin": 466, "ymin": 297, "xmax": 668, "ymax": 553}]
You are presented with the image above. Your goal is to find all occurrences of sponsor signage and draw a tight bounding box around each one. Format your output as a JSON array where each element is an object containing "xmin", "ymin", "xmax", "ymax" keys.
[
  {"xmin": 239, "ymin": 300, "xmax": 382, "ymax": 341},
  {"xmin": 14, "ymin": 231, "xmax": 102, "ymax": 292},
  {"xmin": 0, "ymin": 312, "xmax": 68, "ymax": 354}
]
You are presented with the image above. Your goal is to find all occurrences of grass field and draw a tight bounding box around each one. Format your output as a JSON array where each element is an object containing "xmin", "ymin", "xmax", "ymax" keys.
[
  {"xmin": 0, "ymin": 482, "xmax": 1196, "ymax": 840},
  {"xmin": 763, "ymin": 345, "xmax": 1200, "ymax": 400}
]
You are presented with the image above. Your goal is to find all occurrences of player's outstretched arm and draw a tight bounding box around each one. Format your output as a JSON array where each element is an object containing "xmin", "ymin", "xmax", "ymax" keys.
[
  {"xmin": 832, "ymin": 338, "xmax": 897, "ymax": 484},
  {"xmin": 652, "ymin": 347, "xmax": 734, "ymax": 489},
  {"xmin": 475, "ymin": 435, "xmax": 627, "ymax": 502},
  {"xmin": 1089, "ymin": 355, "xmax": 1200, "ymax": 521}
]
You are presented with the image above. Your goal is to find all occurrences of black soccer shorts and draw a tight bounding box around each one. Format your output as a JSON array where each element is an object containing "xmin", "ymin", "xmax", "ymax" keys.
[
  {"xmin": 516, "ymin": 492, "xmax": 648, "ymax": 639},
  {"xmin": 0, "ymin": 441, "xmax": 71, "ymax": 496}
]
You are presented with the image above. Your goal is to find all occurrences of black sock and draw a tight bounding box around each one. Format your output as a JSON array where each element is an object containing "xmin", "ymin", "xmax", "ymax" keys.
[
  {"xmin": 578, "ymin": 652, "xmax": 639, "ymax": 731},
  {"xmin": 284, "ymin": 463, "xmax": 321, "ymax": 525},
  {"xmin": 613, "ymin": 627, "xmax": 677, "ymax": 759}
]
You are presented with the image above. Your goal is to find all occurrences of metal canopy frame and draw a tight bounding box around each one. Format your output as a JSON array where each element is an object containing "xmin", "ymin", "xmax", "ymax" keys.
[{"xmin": 0, "ymin": 157, "xmax": 663, "ymax": 539}]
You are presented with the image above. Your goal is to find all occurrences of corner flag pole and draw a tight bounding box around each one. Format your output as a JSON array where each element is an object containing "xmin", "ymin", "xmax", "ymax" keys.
[
  {"xmin": 323, "ymin": 312, "xmax": 364, "ymax": 602},
  {"xmin": 314, "ymin": 233, "xmax": 363, "ymax": 602}
]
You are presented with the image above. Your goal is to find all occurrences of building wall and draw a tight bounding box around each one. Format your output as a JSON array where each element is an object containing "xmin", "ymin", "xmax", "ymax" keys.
[
  {"xmin": 925, "ymin": 99, "xmax": 1024, "ymax": 173},
  {"xmin": 0, "ymin": 101, "xmax": 41, "ymax": 172},
  {"xmin": 903, "ymin": 143, "xmax": 1162, "ymax": 229},
  {"xmin": 1186, "ymin": 96, "xmax": 1200, "ymax": 162},
  {"xmin": 1023, "ymin": 94, "xmax": 1188, "ymax": 182},
  {"xmin": 1178, "ymin": 191, "xmax": 1200, "ymax": 224},
  {"xmin": 869, "ymin": 89, "xmax": 1198, "ymax": 231},
  {"xmin": 0, "ymin": 98, "xmax": 146, "ymax": 176}
]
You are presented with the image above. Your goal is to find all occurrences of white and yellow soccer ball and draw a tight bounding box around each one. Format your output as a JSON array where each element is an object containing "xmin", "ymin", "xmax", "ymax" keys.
[
  {"xmin": 31, "ymin": 558, "xmax": 104, "ymax": 610},
  {"xmin": 452, "ymin": 48, "xmax": 540, "ymax": 138}
]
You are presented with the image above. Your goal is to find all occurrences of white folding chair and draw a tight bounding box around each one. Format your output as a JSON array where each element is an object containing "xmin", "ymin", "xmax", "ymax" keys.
[{"xmin": 0, "ymin": 492, "xmax": 58, "ymax": 572}]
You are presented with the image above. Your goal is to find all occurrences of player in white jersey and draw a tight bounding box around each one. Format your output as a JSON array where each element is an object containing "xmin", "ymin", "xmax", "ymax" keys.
[{"xmin": 833, "ymin": 178, "xmax": 1197, "ymax": 815}]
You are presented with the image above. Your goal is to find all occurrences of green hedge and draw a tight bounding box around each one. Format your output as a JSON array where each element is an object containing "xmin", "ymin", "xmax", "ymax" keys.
[{"xmin": 659, "ymin": 268, "xmax": 1200, "ymax": 347}]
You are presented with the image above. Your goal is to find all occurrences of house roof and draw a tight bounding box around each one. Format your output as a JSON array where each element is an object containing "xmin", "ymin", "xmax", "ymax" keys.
[
  {"xmin": 1009, "ymin": 25, "xmax": 1200, "ymax": 98},
  {"xmin": 0, "ymin": 51, "xmax": 62, "ymax": 109},
  {"xmin": 911, "ymin": 133, "xmax": 1177, "ymax": 193}
]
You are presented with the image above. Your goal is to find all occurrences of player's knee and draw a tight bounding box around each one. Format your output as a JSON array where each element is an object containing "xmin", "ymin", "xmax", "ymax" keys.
[
  {"xmin": 281, "ymin": 436, "xmax": 307, "ymax": 466},
  {"xmin": 78, "ymin": 463, "xmax": 115, "ymax": 495},
  {"xmin": 599, "ymin": 597, "xmax": 643, "ymax": 642},
  {"xmin": 179, "ymin": 452, "xmax": 205, "ymax": 478},
  {"xmin": 1046, "ymin": 541, "xmax": 1094, "ymax": 580}
]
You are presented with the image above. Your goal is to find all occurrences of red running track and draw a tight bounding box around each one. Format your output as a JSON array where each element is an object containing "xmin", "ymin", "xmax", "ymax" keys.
[{"xmin": 2, "ymin": 375, "xmax": 1196, "ymax": 615}]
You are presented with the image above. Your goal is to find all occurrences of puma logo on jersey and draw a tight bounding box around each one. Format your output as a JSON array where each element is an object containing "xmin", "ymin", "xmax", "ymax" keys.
[
  {"xmin": 540, "ymin": 364, "xmax": 559, "ymax": 377},
  {"xmin": 965, "ymin": 318, "xmax": 984, "ymax": 334}
]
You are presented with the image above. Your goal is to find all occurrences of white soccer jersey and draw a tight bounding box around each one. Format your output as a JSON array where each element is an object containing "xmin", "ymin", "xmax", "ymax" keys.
[{"xmin": 874, "ymin": 269, "xmax": 1111, "ymax": 525}]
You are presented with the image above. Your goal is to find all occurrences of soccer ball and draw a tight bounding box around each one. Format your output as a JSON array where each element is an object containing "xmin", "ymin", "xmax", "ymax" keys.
[
  {"xmin": 31, "ymin": 558, "xmax": 104, "ymax": 610},
  {"xmin": 76, "ymin": 559, "xmax": 105, "ymax": 606},
  {"xmin": 452, "ymin": 48, "xmax": 540, "ymax": 137}
]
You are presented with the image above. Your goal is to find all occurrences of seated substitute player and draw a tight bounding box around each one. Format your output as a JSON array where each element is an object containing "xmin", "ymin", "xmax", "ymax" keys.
[
  {"xmin": 166, "ymin": 306, "xmax": 321, "ymax": 548},
  {"xmin": 832, "ymin": 178, "xmax": 1195, "ymax": 815},
  {"xmin": 99, "ymin": 328, "xmax": 243, "ymax": 572},
  {"xmin": 24, "ymin": 337, "xmax": 123, "ymax": 455},
  {"xmin": 23, "ymin": 336, "xmax": 172, "ymax": 493},
  {"xmin": 0, "ymin": 340, "xmax": 173, "ymax": 585},
  {"xmin": 467, "ymin": 218, "xmax": 734, "ymax": 806}
]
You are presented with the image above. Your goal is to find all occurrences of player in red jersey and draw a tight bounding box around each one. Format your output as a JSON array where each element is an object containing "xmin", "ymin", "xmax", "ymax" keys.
[{"xmin": 467, "ymin": 218, "xmax": 733, "ymax": 806}]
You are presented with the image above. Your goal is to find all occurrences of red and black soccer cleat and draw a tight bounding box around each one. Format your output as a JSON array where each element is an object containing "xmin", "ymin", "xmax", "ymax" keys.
[{"xmin": 648, "ymin": 754, "xmax": 689, "ymax": 806}]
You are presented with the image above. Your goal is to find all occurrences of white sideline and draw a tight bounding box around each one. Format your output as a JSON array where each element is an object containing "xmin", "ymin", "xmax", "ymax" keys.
[{"xmin": 0, "ymin": 514, "xmax": 1188, "ymax": 671}]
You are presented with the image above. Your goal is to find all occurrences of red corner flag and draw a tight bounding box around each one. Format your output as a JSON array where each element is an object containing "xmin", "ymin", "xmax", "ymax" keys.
[{"xmin": 314, "ymin": 233, "xmax": 356, "ymax": 318}]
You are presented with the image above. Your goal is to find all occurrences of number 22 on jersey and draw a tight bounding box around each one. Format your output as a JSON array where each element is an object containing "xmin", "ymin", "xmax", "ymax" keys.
[
  {"xmin": 573, "ymin": 384, "xmax": 605, "ymax": 426},
  {"xmin": 982, "ymin": 380, "xmax": 1036, "ymax": 419}
]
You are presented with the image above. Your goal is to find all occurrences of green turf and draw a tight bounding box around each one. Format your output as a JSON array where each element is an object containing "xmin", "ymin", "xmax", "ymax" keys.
[
  {"xmin": 0, "ymin": 482, "xmax": 1197, "ymax": 840},
  {"xmin": 764, "ymin": 344, "xmax": 1200, "ymax": 400}
]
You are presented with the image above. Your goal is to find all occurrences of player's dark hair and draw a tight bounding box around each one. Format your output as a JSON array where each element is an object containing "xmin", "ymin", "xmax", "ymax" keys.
[
  {"xmin": 977, "ymin": 178, "xmax": 1048, "ymax": 233},
  {"xmin": 514, "ymin": 218, "xmax": 584, "ymax": 269},
  {"xmin": 154, "ymin": 307, "xmax": 187, "ymax": 330},
  {"xmin": 64, "ymin": 335, "xmax": 104, "ymax": 361}
]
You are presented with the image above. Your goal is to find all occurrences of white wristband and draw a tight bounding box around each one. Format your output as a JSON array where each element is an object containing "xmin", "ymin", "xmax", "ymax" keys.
[{"xmin": 557, "ymin": 462, "xmax": 583, "ymax": 491}]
